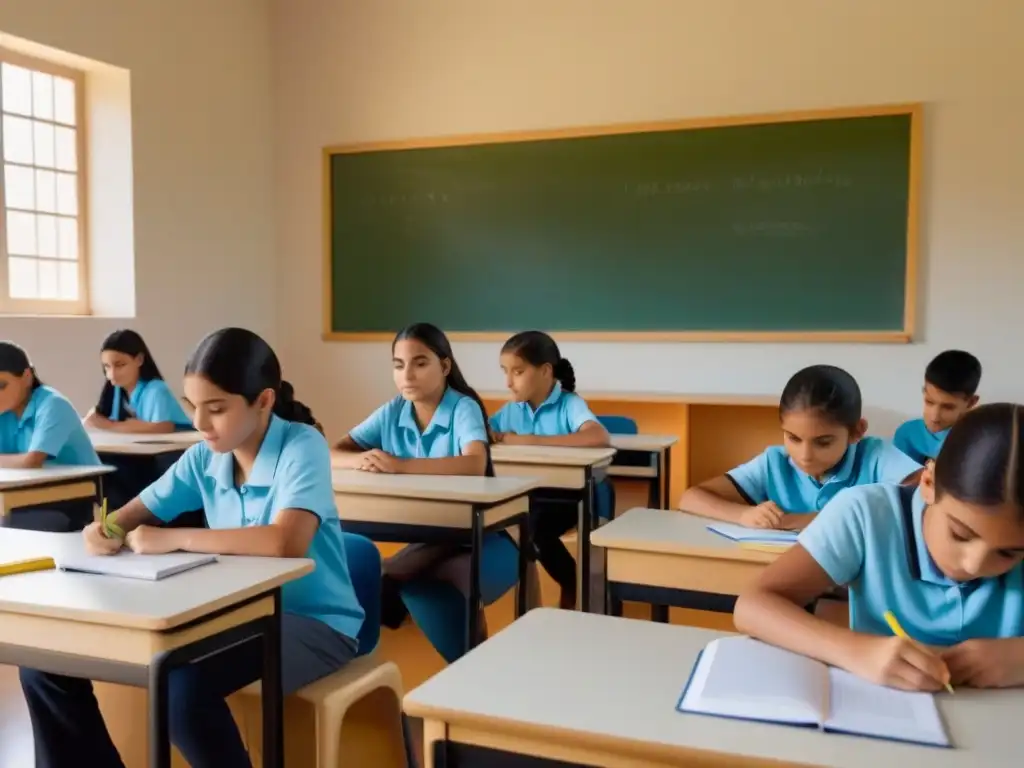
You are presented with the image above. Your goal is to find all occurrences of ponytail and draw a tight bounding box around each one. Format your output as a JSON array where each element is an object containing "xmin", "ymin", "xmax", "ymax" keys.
[
  {"xmin": 552, "ymin": 358, "xmax": 577, "ymax": 393},
  {"xmin": 272, "ymin": 380, "xmax": 320, "ymax": 431}
]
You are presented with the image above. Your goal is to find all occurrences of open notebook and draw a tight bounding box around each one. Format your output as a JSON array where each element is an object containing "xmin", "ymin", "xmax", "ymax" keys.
[
  {"xmin": 58, "ymin": 551, "xmax": 217, "ymax": 581},
  {"xmin": 677, "ymin": 636, "xmax": 950, "ymax": 748},
  {"xmin": 706, "ymin": 522, "xmax": 799, "ymax": 545}
]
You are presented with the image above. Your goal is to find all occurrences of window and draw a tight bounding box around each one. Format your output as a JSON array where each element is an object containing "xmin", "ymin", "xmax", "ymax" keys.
[{"xmin": 0, "ymin": 49, "xmax": 87, "ymax": 314}]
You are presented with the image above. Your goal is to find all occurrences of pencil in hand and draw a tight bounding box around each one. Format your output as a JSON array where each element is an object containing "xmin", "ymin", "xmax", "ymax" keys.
[{"xmin": 883, "ymin": 610, "xmax": 954, "ymax": 694}]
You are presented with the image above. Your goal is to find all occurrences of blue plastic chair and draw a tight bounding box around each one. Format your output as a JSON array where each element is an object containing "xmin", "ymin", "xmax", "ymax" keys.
[
  {"xmin": 342, "ymin": 532, "xmax": 383, "ymax": 656},
  {"xmin": 598, "ymin": 415, "xmax": 638, "ymax": 436},
  {"xmin": 595, "ymin": 415, "xmax": 638, "ymax": 522}
]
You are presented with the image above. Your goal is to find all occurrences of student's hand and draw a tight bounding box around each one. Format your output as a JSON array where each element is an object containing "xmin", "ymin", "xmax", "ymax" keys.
[
  {"xmin": 780, "ymin": 513, "xmax": 816, "ymax": 531},
  {"xmin": 495, "ymin": 432, "xmax": 530, "ymax": 445},
  {"xmin": 83, "ymin": 410, "xmax": 112, "ymax": 429},
  {"xmin": 739, "ymin": 501, "xmax": 785, "ymax": 529},
  {"xmin": 359, "ymin": 449, "xmax": 405, "ymax": 474},
  {"xmin": 942, "ymin": 638, "xmax": 1024, "ymax": 688},
  {"xmin": 83, "ymin": 522, "xmax": 123, "ymax": 556},
  {"xmin": 850, "ymin": 635, "xmax": 950, "ymax": 692},
  {"xmin": 125, "ymin": 525, "xmax": 182, "ymax": 555}
]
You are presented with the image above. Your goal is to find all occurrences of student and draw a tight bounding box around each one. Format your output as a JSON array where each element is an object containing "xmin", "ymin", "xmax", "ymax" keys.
[
  {"xmin": 83, "ymin": 329, "xmax": 193, "ymax": 434},
  {"xmin": 893, "ymin": 349, "xmax": 982, "ymax": 464},
  {"xmin": 490, "ymin": 330, "xmax": 611, "ymax": 608},
  {"xmin": 18, "ymin": 328, "xmax": 364, "ymax": 768},
  {"xmin": 332, "ymin": 322, "xmax": 518, "ymax": 660},
  {"xmin": 735, "ymin": 402, "xmax": 1024, "ymax": 691},
  {"xmin": 678, "ymin": 365, "xmax": 921, "ymax": 530}
]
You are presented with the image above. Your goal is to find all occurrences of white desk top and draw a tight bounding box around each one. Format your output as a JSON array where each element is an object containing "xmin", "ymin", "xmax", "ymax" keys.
[
  {"xmin": 0, "ymin": 529, "xmax": 312, "ymax": 631},
  {"xmin": 490, "ymin": 444, "xmax": 617, "ymax": 467},
  {"xmin": 0, "ymin": 465, "xmax": 114, "ymax": 491},
  {"xmin": 89, "ymin": 430, "xmax": 202, "ymax": 455},
  {"xmin": 405, "ymin": 608, "xmax": 1019, "ymax": 767},
  {"xmin": 591, "ymin": 507, "xmax": 776, "ymax": 562},
  {"xmin": 608, "ymin": 433, "xmax": 678, "ymax": 452},
  {"xmin": 482, "ymin": 390, "xmax": 778, "ymax": 406},
  {"xmin": 332, "ymin": 470, "xmax": 538, "ymax": 504}
]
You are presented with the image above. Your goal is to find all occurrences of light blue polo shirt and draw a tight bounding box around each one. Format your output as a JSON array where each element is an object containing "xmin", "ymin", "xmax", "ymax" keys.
[
  {"xmin": 139, "ymin": 415, "xmax": 364, "ymax": 642},
  {"xmin": 111, "ymin": 378, "xmax": 192, "ymax": 428},
  {"xmin": 349, "ymin": 387, "xmax": 488, "ymax": 458},
  {"xmin": 800, "ymin": 484, "xmax": 1024, "ymax": 646},
  {"xmin": 727, "ymin": 437, "xmax": 921, "ymax": 513},
  {"xmin": 893, "ymin": 418, "xmax": 948, "ymax": 465},
  {"xmin": 0, "ymin": 385, "xmax": 100, "ymax": 465},
  {"xmin": 489, "ymin": 383, "xmax": 598, "ymax": 436}
]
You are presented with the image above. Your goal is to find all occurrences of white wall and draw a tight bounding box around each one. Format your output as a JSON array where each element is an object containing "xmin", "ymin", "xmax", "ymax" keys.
[
  {"xmin": 0, "ymin": 0, "xmax": 276, "ymax": 409},
  {"xmin": 272, "ymin": 0, "xmax": 1024, "ymax": 438}
]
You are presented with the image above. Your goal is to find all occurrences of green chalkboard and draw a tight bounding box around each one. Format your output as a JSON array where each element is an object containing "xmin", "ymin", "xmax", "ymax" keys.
[{"xmin": 325, "ymin": 107, "xmax": 918, "ymax": 340}]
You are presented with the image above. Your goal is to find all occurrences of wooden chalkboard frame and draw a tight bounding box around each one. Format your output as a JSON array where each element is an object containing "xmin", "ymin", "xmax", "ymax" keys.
[{"xmin": 322, "ymin": 103, "xmax": 922, "ymax": 343}]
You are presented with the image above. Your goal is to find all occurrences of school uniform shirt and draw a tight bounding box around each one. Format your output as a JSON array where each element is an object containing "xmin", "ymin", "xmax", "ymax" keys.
[
  {"xmin": 726, "ymin": 437, "xmax": 921, "ymax": 513},
  {"xmin": 110, "ymin": 378, "xmax": 192, "ymax": 428},
  {"xmin": 349, "ymin": 386, "xmax": 488, "ymax": 457},
  {"xmin": 0, "ymin": 385, "xmax": 100, "ymax": 465},
  {"xmin": 139, "ymin": 415, "xmax": 365, "ymax": 642},
  {"xmin": 893, "ymin": 418, "xmax": 948, "ymax": 465},
  {"xmin": 800, "ymin": 484, "xmax": 1024, "ymax": 645},
  {"xmin": 489, "ymin": 383, "xmax": 598, "ymax": 436}
]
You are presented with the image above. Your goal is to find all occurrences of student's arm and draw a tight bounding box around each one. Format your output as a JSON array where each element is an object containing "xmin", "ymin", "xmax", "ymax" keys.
[
  {"xmin": 0, "ymin": 451, "xmax": 48, "ymax": 469},
  {"xmin": 876, "ymin": 440, "xmax": 924, "ymax": 485},
  {"xmin": 331, "ymin": 406, "xmax": 385, "ymax": 468},
  {"xmin": 0, "ymin": 398, "xmax": 79, "ymax": 468},
  {"xmin": 99, "ymin": 418, "xmax": 177, "ymax": 435},
  {"xmin": 400, "ymin": 440, "xmax": 488, "ymax": 476},
  {"xmin": 500, "ymin": 420, "xmax": 610, "ymax": 447},
  {"xmin": 331, "ymin": 435, "xmax": 367, "ymax": 468},
  {"xmin": 679, "ymin": 452, "xmax": 784, "ymax": 527}
]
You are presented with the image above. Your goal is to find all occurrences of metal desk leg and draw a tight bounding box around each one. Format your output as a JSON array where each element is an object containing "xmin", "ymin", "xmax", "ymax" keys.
[
  {"xmin": 577, "ymin": 472, "xmax": 594, "ymax": 613},
  {"xmin": 467, "ymin": 507, "xmax": 483, "ymax": 650},
  {"xmin": 262, "ymin": 590, "xmax": 284, "ymax": 768},
  {"xmin": 516, "ymin": 512, "xmax": 531, "ymax": 618}
]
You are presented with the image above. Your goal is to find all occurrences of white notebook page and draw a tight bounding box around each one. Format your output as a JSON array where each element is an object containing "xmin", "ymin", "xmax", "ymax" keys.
[
  {"xmin": 59, "ymin": 551, "xmax": 217, "ymax": 581},
  {"xmin": 706, "ymin": 522, "xmax": 800, "ymax": 543},
  {"xmin": 825, "ymin": 668, "xmax": 948, "ymax": 746}
]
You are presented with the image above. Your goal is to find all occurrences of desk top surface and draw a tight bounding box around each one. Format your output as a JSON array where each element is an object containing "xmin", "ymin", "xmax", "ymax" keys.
[
  {"xmin": 608, "ymin": 433, "xmax": 679, "ymax": 451},
  {"xmin": 490, "ymin": 444, "xmax": 617, "ymax": 467},
  {"xmin": 405, "ymin": 608, "xmax": 1019, "ymax": 767},
  {"xmin": 89, "ymin": 430, "xmax": 202, "ymax": 455},
  {"xmin": 0, "ymin": 465, "xmax": 114, "ymax": 490},
  {"xmin": 332, "ymin": 470, "xmax": 538, "ymax": 503},
  {"xmin": 0, "ymin": 529, "xmax": 311, "ymax": 631}
]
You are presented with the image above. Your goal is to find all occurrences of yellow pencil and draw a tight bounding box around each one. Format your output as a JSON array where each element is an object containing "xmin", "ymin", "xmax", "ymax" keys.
[
  {"xmin": 884, "ymin": 610, "xmax": 954, "ymax": 694},
  {"xmin": 99, "ymin": 498, "xmax": 125, "ymax": 540},
  {"xmin": 0, "ymin": 557, "xmax": 56, "ymax": 577}
]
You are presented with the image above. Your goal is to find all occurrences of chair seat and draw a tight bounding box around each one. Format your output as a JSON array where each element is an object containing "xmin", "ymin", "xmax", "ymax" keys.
[{"xmin": 241, "ymin": 653, "xmax": 402, "ymax": 707}]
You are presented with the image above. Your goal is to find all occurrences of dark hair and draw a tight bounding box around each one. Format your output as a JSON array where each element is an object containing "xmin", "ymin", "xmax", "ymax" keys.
[
  {"xmin": 925, "ymin": 350, "xmax": 982, "ymax": 398},
  {"xmin": 0, "ymin": 341, "xmax": 42, "ymax": 389},
  {"xmin": 779, "ymin": 364, "xmax": 862, "ymax": 429},
  {"xmin": 185, "ymin": 328, "xmax": 318, "ymax": 429},
  {"xmin": 96, "ymin": 329, "xmax": 165, "ymax": 418},
  {"xmin": 393, "ymin": 322, "xmax": 492, "ymax": 444},
  {"xmin": 934, "ymin": 403, "xmax": 1023, "ymax": 510},
  {"xmin": 501, "ymin": 330, "xmax": 576, "ymax": 394}
]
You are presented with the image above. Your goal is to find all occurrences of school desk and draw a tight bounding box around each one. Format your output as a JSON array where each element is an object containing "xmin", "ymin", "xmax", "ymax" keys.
[
  {"xmin": 405, "ymin": 607, "xmax": 1018, "ymax": 767},
  {"xmin": 0, "ymin": 465, "xmax": 114, "ymax": 519},
  {"xmin": 0, "ymin": 527, "xmax": 310, "ymax": 768},
  {"xmin": 606, "ymin": 433, "xmax": 678, "ymax": 510},
  {"xmin": 88, "ymin": 429, "xmax": 203, "ymax": 456},
  {"xmin": 332, "ymin": 470, "xmax": 538, "ymax": 650},
  {"xmin": 489, "ymin": 445, "xmax": 616, "ymax": 613},
  {"xmin": 591, "ymin": 507, "xmax": 779, "ymax": 620}
]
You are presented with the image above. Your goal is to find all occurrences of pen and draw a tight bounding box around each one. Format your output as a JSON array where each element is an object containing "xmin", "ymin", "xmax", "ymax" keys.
[
  {"xmin": 100, "ymin": 498, "xmax": 125, "ymax": 540},
  {"xmin": 884, "ymin": 610, "xmax": 954, "ymax": 694}
]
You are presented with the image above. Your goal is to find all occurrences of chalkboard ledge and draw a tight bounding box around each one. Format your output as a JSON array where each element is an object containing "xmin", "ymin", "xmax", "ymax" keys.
[{"xmin": 322, "ymin": 330, "xmax": 912, "ymax": 344}]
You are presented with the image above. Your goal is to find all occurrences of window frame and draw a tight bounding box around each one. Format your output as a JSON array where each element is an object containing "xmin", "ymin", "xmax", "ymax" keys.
[{"xmin": 0, "ymin": 47, "xmax": 90, "ymax": 315}]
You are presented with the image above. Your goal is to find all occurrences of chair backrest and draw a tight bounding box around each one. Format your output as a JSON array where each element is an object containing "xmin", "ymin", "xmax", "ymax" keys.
[
  {"xmin": 598, "ymin": 415, "xmax": 638, "ymax": 435},
  {"xmin": 342, "ymin": 532, "xmax": 382, "ymax": 656}
]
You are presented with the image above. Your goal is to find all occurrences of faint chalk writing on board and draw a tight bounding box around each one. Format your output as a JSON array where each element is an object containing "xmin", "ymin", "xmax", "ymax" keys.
[
  {"xmin": 625, "ymin": 180, "xmax": 712, "ymax": 196},
  {"xmin": 733, "ymin": 222, "xmax": 813, "ymax": 237},
  {"xmin": 732, "ymin": 171, "xmax": 852, "ymax": 191}
]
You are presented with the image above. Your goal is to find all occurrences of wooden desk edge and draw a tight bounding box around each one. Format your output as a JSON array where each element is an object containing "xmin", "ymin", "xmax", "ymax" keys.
[
  {"xmin": 590, "ymin": 534, "xmax": 777, "ymax": 564},
  {"xmin": 332, "ymin": 485, "xmax": 537, "ymax": 505}
]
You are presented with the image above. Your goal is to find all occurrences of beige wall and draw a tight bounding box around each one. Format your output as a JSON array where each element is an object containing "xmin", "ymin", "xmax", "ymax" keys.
[
  {"xmin": 272, "ymin": 0, "xmax": 1024, "ymax": 439},
  {"xmin": 0, "ymin": 0, "xmax": 276, "ymax": 409}
]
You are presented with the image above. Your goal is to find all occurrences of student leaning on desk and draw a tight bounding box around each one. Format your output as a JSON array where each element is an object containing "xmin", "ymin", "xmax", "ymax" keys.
[
  {"xmin": 18, "ymin": 327, "xmax": 364, "ymax": 768},
  {"xmin": 678, "ymin": 364, "xmax": 921, "ymax": 531},
  {"xmin": 736, "ymin": 403, "xmax": 1024, "ymax": 692}
]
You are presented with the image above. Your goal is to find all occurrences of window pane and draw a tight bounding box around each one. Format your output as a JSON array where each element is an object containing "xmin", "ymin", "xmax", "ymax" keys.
[
  {"xmin": 33, "ymin": 120, "xmax": 55, "ymax": 168},
  {"xmin": 2, "ymin": 115, "xmax": 33, "ymax": 164},
  {"xmin": 37, "ymin": 214, "xmax": 58, "ymax": 258},
  {"xmin": 53, "ymin": 77, "xmax": 76, "ymax": 126},
  {"xmin": 57, "ymin": 216, "xmax": 78, "ymax": 259},
  {"xmin": 8, "ymin": 257, "xmax": 37, "ymax": 298},
  {"xmin": 55, "ymin": 126, "xmax": 77, "ymax": 171},
  {"xmin": 31, "ymin": 71, "xmax": 54, "ymax": 120},
  {"xmin": 0, "ymin": 64, "xmax": 32, "ymax": 116},
  {"xmin": 38, "ymin": 258, "xmax": 58, "ymax": 299},
  {"xmin": 6, "ymin": 210, "xmax": 37, "ymax": 255},
  {"xmin": 56, "ymin": 173, "xmax": 77, "ymax": 216},
  {"xmin": 35, "ymin": 169, "xmax": 56, "ymax": 213},
  {"xmin": 58, "ymin": 260, "xmax": 78, "ymax": 299},
  {"xmin": 3, "ymin": 164, "xmax": 35, "ymax": 209}
]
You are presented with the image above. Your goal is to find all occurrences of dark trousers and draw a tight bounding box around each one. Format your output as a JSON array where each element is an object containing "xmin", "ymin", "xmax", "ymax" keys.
[
  {"xmin": 19, "ymin": 613, "xmax": 356, "ymax": 768},
  {"xmin": 7, "ymin": 499, "xmax": 94, "ymax": 532},
  {"xmin": 532, "ymin": 502, "xmax": 579, "ymax": 594}
]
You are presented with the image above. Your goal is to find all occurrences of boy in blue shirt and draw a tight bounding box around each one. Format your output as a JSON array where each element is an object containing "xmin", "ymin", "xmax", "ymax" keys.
[
  {"xmin": 736, "ymin": 403, "xmax": 1024, "ymax": 692},
  {"xmin": 893, "ymin": 349, "xmax": 981, "ymax": 464}
]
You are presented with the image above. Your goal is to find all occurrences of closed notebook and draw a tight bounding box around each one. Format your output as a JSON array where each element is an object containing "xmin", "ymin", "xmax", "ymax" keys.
[
  {"xmin": 706, "ymin": 522, "xmax": 799, "ymax": 544},
  {"xmin": 58, "ymin": 551, "xmax": 217, "ymax": 581},
  {"xmin": 676, "ymin": 636, "xmax": 950, "ymax": 748}
]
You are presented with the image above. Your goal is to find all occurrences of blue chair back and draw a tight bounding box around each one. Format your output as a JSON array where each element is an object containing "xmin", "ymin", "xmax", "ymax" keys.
[
  {"xmin": 342, "ymin": 533, "xmax": 382, "ymax": 657},
  {"xmin": 599, "ymin": 415, "xmax": 638, "ymax": 435}
]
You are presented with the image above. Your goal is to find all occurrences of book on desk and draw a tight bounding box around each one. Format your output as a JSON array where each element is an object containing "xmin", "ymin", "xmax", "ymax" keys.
[
  {"xmin": 58, "ymin": 551, "xmax": 217, "ymax": 581},
  {"xmin": 706, "ymin": 522, "xmax": 799, "ymax": 545},
  {"xmin": 676, "ymin": 636, "xmax": 950, "ymax": 748}
]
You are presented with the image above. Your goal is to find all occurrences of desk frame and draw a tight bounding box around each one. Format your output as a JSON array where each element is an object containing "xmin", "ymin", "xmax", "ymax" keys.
[
  {"xmin": 607, "ymin": 445, "xmax": 673, "ymax": 511},
  {"xmin": 0, "ymin": 473, "xmax": 106, "ymax": 521}
]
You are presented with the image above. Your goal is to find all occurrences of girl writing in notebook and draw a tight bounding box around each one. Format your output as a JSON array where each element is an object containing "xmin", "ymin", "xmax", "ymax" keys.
[
  {"xmin": 490, "ymin": 330, "xmax": 611, "ymax": 608},
  {"xmin": 736, "ymin": 402, "xmax": 1024, "ymax": 691},
  {"xmin": 83, "ymin": 329, "xmax": 192, "ymax": 434},
  {"xmin": 19, "ymin": 328, "xmax": 364, "ymax": 768},
  {"xmin": 332, "ymin": 322, "xmax": 520, "ymax": 660},
  {"xmin": 678, "ymin": 365, "xmax": 921, "ymax": 531}
]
